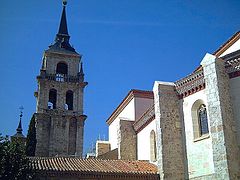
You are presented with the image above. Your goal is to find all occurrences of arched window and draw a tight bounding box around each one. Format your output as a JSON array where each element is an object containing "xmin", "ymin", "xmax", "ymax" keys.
[
  {"xmin": 191, "ymin": 100, "xmax": 209, "ymax": 139},
  {"xmin": 198, "ymin": 104, "xmax": 209, "ymax": 136},
  {"xmin": 66, "ymin": 90, "xmax": 73, "ymax": 110},
  {"xmin": 150, "ymin": 130, "xmax": 157, "ymax": 162},
  {"xmin": 49, "ymin": 89, "xmax": 57, "ymax": 109},
  {"xmin": 56, "ymin": 62, "xmax": 68, "ymax": 82},
  {"xmin": 56, "ymin": 62, "xmax": 68, "ymax": 75}
]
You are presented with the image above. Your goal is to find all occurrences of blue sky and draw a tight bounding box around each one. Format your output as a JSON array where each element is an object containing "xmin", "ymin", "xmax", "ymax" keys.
[{"xmin": 0, "ymin": 0, "xmax": 239, "ymax": 155}]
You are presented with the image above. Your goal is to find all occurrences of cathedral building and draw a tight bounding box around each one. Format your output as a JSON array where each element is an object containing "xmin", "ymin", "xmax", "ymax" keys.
[
  {"xmin": 29, "ymin": 2, "xmax": 159, "ymax": 180},
  {"xmin": 34, "ymin": 0, "xmax": 87, "ymax": 157},
  {"xmin": 97, "ymin": 31, "xmax": 240, "ymax": 179},
  {"xmin": 24, "ymin": 0, "xmax": 239, "ymax": 179}
]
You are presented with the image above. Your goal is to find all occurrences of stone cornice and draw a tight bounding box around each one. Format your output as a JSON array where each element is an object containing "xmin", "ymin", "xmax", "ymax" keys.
[
  {"xmin": 223, "ymin": 50, "xmax": 240, "ymax": 79},
  {"xmin": 106, "ymin": 90, "xmax": 153, "ymax": 125},
  {"xmin": 175, "ymin": 69, "xmax": 205, "ymax": 99},
  {"xmin": 44, "ymin": 50, "xmax": 81, "ymax": 58}
]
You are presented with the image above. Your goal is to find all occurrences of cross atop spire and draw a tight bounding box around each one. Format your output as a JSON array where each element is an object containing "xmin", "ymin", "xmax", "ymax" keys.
[{"xmin": 48, "ymin": 0, "xmax": 76, "ymax": 53}]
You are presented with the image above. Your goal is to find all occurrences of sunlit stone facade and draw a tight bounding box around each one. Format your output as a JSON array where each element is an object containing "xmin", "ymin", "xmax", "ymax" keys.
[{"xmin": 100, "ymin": 32, "xmax": 240, "ymax": 179}]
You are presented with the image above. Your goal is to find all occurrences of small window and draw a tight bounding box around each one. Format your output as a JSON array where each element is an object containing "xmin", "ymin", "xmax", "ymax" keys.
[
  {"xmin": 66, "ymin": 90, "xmax": 73, "ymax": 110},
  {"xmin": 49, "ymin": 89, "xmax": 57, "ymax": 109},
  {"xmin": 198, "ymin": 104, "xmax": 209, "ymax": 135}
]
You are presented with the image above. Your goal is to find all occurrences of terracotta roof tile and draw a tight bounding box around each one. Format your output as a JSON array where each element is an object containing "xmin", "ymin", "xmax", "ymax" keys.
[{"xmin": 29, "ymin": 157, "xmax": 158, "ymax": 175}]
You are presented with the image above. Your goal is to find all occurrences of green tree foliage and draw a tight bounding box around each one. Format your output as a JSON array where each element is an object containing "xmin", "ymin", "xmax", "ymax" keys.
[
  {"xmin": 0, "ymin": 134, "xmax": 34, "ymax": 180},
  {"xmin": 25, "ymin": 115, "xmax": 36, "ymax": 156}
]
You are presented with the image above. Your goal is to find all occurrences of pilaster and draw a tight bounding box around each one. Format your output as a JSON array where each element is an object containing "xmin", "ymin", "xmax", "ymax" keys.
[
  {"xmin": 201, "ymin": 53, "xmax": 240, "ymax": 179},
  {"xmin": 75, "ymin": 115, "xmax": 87, "ymax": 157},
  {"xmin": 35, "ymin": 113, "xmax": 51, "ymax": 157}
]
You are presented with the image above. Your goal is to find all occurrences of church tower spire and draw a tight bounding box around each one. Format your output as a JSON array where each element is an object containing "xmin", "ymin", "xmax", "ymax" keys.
[
  {"xmin": 11, "ymin": 106, "xmax": 26, "ymax": 144},
  {"xmin": 58, "ymin": 0, "xmax": 69, "ymax": 36},
  {"xmin": 14, "ymin": 107, "xmax": 24, "ymax": 138},
  {"xmin": 35, "ymin": 1, "xmax": 88, "ymax": 157},
  {"xmin": 49, "ymin": 0, "xmax": 76, "ymax": 53}
]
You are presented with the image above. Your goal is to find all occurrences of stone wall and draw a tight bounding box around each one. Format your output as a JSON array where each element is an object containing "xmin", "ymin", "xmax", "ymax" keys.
[
  {"xmin": 35, "ymin": 112, "xmax": 85, "ymax": 157},
  {"xmin": 153, "ymin": 81, "xmax": 185, "ymax": 179},
  {"xmin": 229, "ymin": 77, "xmax": 240, "ymax": 147},
  {"xmin": 97, "ymin": 148, "xmax": 118, "ymax": 160},
  {"xmin": 36, "ymin": 79, "xmax": 84, "ymax": 113},
  {"xmin": 35, "ymin": 113, "xmax": 51, "ymax": 156},
  {"xmin": 44, "ymin": 51, "xmax": 80, "ymax": 76},
  {"xmin": 119, "ymin": 120, "xmax": 137, "ymax": 160},
  {"xmin": 35, "ymin": 48, "xmax": 87, "ymax": 157},
  {"xmin": 201, "ymin": 53, "xmax": 240, "ymax": 179},
  {"xmin": 96, "ymin": 141, "xmax": 111, "ymax": 157}
]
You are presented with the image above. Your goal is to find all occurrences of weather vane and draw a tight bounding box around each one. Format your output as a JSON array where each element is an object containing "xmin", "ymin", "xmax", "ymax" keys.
[
  {"xmin": 19, "ymin": 106, "xmax": 24, "ymax": 118},
  {"xmin": 63, "ymin": 0, "xmax": 67, "ymax": 6}
]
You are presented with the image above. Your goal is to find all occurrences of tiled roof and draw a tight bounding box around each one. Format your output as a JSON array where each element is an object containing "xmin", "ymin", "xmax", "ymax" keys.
[{"xmin": 29, "ymin": 157, "xmax": 158, "ymax": 175}]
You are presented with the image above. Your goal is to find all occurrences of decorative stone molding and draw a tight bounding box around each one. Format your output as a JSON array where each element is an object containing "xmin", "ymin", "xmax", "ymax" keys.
[
  {"xmin": 175, "ymin": 68, "xmax": 205, "ymax": 99},
  {"xmin": 37, "ymin": 73, "xmax": 87, "ymax": 84},
  {"xmin": 223, "ymin": 50, "xmax": 240, "ymax": 79},
  {"xmin": 45, "ymin": 50, "xmax": 81, "ymax": 58}
]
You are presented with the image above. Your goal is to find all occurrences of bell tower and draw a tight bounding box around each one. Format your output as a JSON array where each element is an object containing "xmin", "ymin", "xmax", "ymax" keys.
[{"xmin": 34, "ymin": 1, "xmax": 87, "ymax": 157}]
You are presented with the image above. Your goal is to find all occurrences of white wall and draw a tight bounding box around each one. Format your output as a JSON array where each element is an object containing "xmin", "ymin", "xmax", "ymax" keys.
[
  {"xmin": 182, "ymin": 90, "xmax": 214, "ymax": 179},
  {"xmin": 117, "ymin": 99, "xmax": 135, "ymax": 121},
  {"xmin": 108, "ymin": 99, "xmax": 135, "ymax": 150},
  {"xmin": 137, "ymin": 119, "xmax": 156, "ymax": 161},
  {"xmin": 220, "ymin": 39, "xmax": 240, "ymax": 57},
  {"xmin": 229, "ymin": 76, "xmax": 240, "ymax": 147}
]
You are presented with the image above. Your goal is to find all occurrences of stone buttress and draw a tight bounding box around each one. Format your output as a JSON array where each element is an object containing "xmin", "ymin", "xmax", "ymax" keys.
[
  {"xmin": 153, "ymin": 81, "xmax": 185, "ymax": 180},
  {"xmin": 201, "ymin": 53, "xmax": 240, "ymax": 179}
]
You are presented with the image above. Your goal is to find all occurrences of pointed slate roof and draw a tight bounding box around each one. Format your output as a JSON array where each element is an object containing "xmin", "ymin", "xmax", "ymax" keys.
[
  {"xmin": 13, "ymin": 112, "xmax": 25, "ymax": 138},
  {"xmin": 48, "ymin": 1, "xmax": 77, "ymax": 54},
  {"xmin": 58, "ymin": 4, "xmax": 68, "ymax": 36}
]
